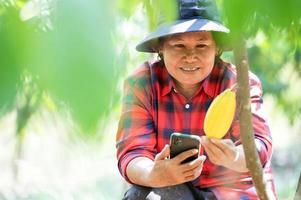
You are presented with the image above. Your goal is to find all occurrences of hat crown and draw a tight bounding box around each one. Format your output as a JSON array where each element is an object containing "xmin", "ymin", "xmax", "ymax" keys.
[
  {"xmin": 178, "ymin": 0, "xmax": 221, "ymax": 22},
  {"xmin": 136, "ymin": 0, "xmax": 230, "ymax": 52}
]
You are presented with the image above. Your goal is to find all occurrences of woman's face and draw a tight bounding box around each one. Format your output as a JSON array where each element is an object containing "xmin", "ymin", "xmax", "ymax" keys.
[{"xmin": 161, "ymin": 32, "xmax": 217, "ymax": 90}]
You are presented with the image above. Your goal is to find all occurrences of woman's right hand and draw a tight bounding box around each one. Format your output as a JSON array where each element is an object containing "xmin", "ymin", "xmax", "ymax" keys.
[{"xmin": 147, "ymin": 145, "xmax": 206, "ymax": 188}]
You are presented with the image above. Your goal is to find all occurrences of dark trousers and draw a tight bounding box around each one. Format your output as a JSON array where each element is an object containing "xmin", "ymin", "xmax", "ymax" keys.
[{"xmin": 122, "ymin": 183, "xmax": 217, "ymax": 200}]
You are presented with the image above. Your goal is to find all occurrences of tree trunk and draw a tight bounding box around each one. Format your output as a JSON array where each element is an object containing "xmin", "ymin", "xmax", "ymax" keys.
[{"xmin": 233, "ymin": 38, "xmax": 270, "ymax": 200}]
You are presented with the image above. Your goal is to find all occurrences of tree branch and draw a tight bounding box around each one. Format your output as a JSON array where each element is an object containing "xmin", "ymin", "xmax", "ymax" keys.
[{"xmin": 233, "ymin": 38, "xmax": 270, "ymax": 200}]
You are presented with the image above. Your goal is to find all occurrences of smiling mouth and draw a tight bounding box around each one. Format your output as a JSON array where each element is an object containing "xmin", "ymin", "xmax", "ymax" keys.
[{"xmin": 180, "ymin": 67, "xmax": 200, "ymax": 72}]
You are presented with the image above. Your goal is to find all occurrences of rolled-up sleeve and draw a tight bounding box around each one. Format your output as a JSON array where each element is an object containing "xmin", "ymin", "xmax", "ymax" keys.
[
  {"xmin": 115, "ymin": 74, "xmax": 156, "ymax": 183},
  {"xmin": 249, "ymin": 74, "xmax": 273, "ymax": 167}
]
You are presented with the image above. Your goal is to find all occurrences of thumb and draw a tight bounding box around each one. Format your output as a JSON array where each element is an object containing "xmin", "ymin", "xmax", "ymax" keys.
[{"xmin": 155, "ymin": 145, "xmax": 170, "ymax": 161}]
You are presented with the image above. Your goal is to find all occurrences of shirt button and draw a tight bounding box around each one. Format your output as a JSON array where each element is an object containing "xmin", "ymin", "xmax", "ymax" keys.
[
  {"xmin": 185, "ymin": 104, "xmax": 190, "ymax": 109},
  {"xmin": 173, "ymin": 88, "xmax": 178, "ymax": 93}
]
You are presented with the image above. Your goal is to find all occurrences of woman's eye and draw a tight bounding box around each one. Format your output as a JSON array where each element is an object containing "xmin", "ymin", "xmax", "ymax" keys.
[
  {"xmin": 173, "ymin": 44, "xmax": 185, "ymax": 48},
  {"xmin": 196, "ymin": 44, "xmax": 207, "ymax": 48}
]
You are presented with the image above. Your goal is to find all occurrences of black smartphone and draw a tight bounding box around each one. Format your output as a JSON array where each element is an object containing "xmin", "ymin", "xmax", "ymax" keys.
[{"xmin": 170, "ymin": 132, "xmax": 201, "ymax": 164}]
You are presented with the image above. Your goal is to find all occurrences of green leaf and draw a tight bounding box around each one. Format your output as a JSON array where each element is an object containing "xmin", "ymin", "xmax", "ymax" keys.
[
  {"xmin": 29, "ymin": 0, "xmax": 118, "ymax": 132},
  {"xmin": 223, "ymin": 0, "xmax": 255, "ymax": 34},
  {"xmin": 0, "ymin": 7, "xmax": 28, "ymax": 114},
  {"xmin": 117, "ymin": 0, "xmax": 142, "ymax": 19},
  {"xmin": 144, "ymin": 0, "xmax": 177, "ymax": 31}
]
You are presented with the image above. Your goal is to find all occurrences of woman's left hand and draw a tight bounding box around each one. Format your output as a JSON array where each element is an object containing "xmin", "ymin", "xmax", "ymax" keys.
[{"xmin": 201, "ymin": 136, "xmax": 249, "ymax": 172}]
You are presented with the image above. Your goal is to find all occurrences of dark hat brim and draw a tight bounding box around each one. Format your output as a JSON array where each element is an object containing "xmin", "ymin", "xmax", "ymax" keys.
[{"xmin": 136, "ymin": 19, "xmax": 231, "ymax": 53}]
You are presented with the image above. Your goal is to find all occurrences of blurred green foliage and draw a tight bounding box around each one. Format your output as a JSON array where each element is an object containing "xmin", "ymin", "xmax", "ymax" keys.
[
  {"xmin": 29, "ymin": 0, "xmax": 118, "ymax": 132},
  {"xmin": 0, "ymin": 6, "xmax": 27, "ymax": 114},
  {"xmin": 1, "ymin": 0, "xmax": 121, "ymax": 132},
  {"xmin": 16, "ymin": 71, "xmax": 41, "ymax": 135},
  {"xmin": 220, "ymin": 0, "xmax": 301, "ymax": 123},
  {"xmin": 1, "ymin": 0, "xmax": 301, "ymax": 134},
  {"xmin": 118, "ymin": 0, "xmax": 177, "ymax": 30}
]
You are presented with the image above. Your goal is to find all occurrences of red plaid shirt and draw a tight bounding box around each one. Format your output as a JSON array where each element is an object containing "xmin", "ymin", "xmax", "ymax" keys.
[{"xmin": 116, "ymin": 58, "xmax": 277, "ymax": 199}]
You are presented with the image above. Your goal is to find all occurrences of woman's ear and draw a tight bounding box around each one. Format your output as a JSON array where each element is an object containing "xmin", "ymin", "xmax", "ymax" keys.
[
  {"xmin": 157, "ymin": 37, "xmax": 165, "ymax": 60},
  {"xmin": 158, "ymin": 44, "xmax": 163, "ymax": 53},
  {"xmin": 215, "ymin": 48, "xmax": 222, "ymax": 57},
  {"xmin": 158, "ymin": 37, "xmax": 165, "ymax": 52},
  {"xmin": 215, "ymin": 48, "xmax": 220, "ymax": 56},
  {"xmin": 158, "ymin": 51, "xmax": 164, "ymax": 61}
]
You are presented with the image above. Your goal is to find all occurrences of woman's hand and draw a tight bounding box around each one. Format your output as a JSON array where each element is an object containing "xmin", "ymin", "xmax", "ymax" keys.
[
  {"xmin": 126, "ymin": 145, "xmax": 206, "ymax": 188},
  {"xmin": 201, "ymin": 136, "xmax": 249, "ymax": 172},
  {"xmin": 147, "ymin": 145, "xmax": 206, "ymax": 187}
]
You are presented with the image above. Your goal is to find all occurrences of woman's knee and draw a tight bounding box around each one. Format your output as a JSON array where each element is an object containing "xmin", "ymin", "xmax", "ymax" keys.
[
  {"xmin": 122, "ymin": 185, "xmax": 151, "ymax": 200},
  {"xmin": 150, "ymin": 184, "xmax": 195, "ymax": 200},
  {"xmin": 123, "ymin": 184, "xmax": 195, "ymax": 200}
]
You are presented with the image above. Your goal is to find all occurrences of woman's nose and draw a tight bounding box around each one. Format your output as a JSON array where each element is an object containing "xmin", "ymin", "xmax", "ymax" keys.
[{"xmin": 184, "ymin": 49, "xmax": 198, "ymax": 62}]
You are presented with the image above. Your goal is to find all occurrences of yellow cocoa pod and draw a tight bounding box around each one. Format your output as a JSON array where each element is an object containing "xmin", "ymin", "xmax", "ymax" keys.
[{"xmin": 204, "ymin": 89, "xmax": 236, "ymax": 139}]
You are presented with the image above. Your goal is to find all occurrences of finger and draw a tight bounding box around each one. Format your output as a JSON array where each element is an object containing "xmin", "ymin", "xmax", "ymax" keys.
[
  {"xmin": 200, "ymin": 136, "xmax": 212, "ymax": 152},
  {"xmin": 200, "ymin": 136, "xmax": 209, "ymax": 146},
  {"xmin": 223, "ymin": 139, "xmax": 235, "ymax": 146},
  {"xmin": 155, "ymin": 144, "xmax": 170, "ymax": 161},
  {"xmin": 184, "ymin": 166, "xmax": 203, "ymax": 181},
  {"xmin": 201, "ymin": 137, "xmax": 225, "ymax": 163},
  {"xmin": 174, "ymin": 149, "xmax": 198, "ymax": 164},
  {"xmin": 203, "ymin": 143, "xmax": 224, "ymax": 165},
  {"xmin": 183, "ymin": 164, "xmax": 203, "ymax": 175},
  {"xmin": 185, "ymin": 175, "xmax": 196, "ymax": 182},
  {"xmin": 210, "ymin": 138, "xmax": 228, "ymax": 152},
  {"xmin": 211, "ymin": 138, "xmax": 235, "ymax": 149},
  {"xmin": 181, "ymin": 155, "xmax": 206, "ymax": 171},
  {"xmin": 202, "ymin": 136, "xmax": 220, "ymax": 152},
  {"xmin": 203, "ymin": 144, "xmax": 216, "ymax": 159},
  {"xmin": 210, "ymin": 138, "xmax": 236, "ymax": 157},
  {"xmin": 182, "ymin": 160, "xmax": 204, "ymax": 175},
  {"xmin": 209, "ymin": 144, "xmax": 224, "ymax": 158},
  {"xmin": 205, "ymin": 140, "xmax": 224, "ymax": 158}
]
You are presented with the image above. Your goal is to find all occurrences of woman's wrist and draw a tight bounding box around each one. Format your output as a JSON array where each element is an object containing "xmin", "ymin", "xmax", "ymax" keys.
[{"xmin": 143, "ymin": 163, "xmax": 159, "ymax": 187}]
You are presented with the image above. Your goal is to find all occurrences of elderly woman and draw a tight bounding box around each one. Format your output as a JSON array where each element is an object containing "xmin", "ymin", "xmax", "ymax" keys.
[{"xmin": 116, "ymin": 0, "xmax": 277, "ymax": 199}]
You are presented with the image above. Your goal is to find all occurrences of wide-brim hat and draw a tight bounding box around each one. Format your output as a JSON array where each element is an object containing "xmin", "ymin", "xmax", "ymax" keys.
[{"xmin": 136, "ymin": 0, "xmax": 231, "ymax": 53}]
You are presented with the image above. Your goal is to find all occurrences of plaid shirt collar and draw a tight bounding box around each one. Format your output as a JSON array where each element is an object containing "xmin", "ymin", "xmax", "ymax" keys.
[{"xmin": 160, "ymin": 63, "xmax": 217, "ymax": 98}]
